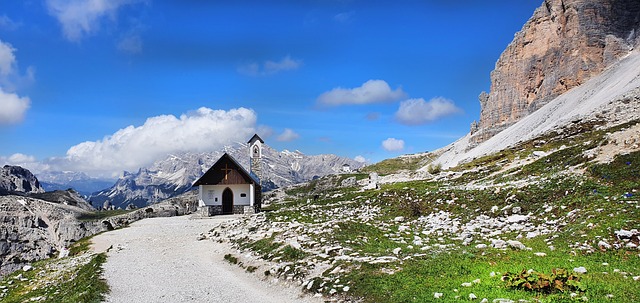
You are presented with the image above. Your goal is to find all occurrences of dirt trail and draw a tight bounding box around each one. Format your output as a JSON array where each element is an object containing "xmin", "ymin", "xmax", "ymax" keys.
[{"xmin": 92, "ymin": 216, "xmax": 320, "ymax": 303}]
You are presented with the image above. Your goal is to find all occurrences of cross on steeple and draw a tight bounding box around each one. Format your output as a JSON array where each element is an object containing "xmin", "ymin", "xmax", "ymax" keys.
[{"xmin": 221, "ymin": 163, "xmax": 232, "ymax": 181}]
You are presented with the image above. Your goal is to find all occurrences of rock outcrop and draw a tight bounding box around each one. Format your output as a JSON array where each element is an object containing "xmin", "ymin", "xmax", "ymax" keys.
[
  {"xmin": 471, "ymin": 0, "xmax": 640, "ymax": 145},
  {"xmin": 0, "ymin": 165, "xmax": 45, "ymax": 195}
]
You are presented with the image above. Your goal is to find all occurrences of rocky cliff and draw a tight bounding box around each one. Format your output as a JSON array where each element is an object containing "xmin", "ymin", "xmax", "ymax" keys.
[
  {"xmin": 0, "ymin": 165, "xmax": 45, "ymax": 195},
  {"xmin": 470, "ymin": 0, "xmax": 640, "ymax": 144}
]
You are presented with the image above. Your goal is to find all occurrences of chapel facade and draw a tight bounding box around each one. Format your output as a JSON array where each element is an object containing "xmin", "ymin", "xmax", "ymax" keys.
[{"xmin": 192, "ymin": 135, "xmax": 264, "ymax": 216}]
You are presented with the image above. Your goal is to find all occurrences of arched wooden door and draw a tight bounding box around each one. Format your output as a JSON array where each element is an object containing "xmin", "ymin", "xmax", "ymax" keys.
[{"xmin": 222, "ymin": 187, "xmax": 233, "ymax": 214}]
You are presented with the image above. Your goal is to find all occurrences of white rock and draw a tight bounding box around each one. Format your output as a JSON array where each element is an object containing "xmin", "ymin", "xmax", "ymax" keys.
[
  {"xmin": 532, "ymin": 151, "xmax": 547, "ymax": 158},
  {"xmin": 598, "ymin": 240, "xmax": 611, "ymax": 249},
  {"xmin": 507, "ymin": 240, "xmax": 526, "ymax": 250},
  {"xmin": 392, "ymin": 247, "xmax": 402, "ymax": 255},
  {"xmin": 434, "ymin": 292, "xmax": 443, "ymax": 299},
  {"xmin": 615, "ymin": 229, "xmax": 636, "ymax": 239},
  {"xmin": 289, "ymin": 240, "xmax": 302, "ymax": 250},
  {"xmin": 473, "ymin": 279, "xmax": 481, "ymax": 284},
  {"xmin": 480, "ymin": 299, "xmax": 489, "ymax": 303},
  {"xmin": 394, "ymin": 216, "xmax": 405, "ymax": 223},
  {"xmin": 469, "ymin": 293, "xmax": 477, "ymax": 300},
  {"xmin": 506, "ymin": 214, "xmax": 528, "ymax": 223},
  {"xmin": 534, "ymin": 252, "xmax": 547, "ymax": 257},
  {"xmin": 475, "ymin": 244, "xmax": 487, "ymax": 249},
  {"xmin": 461, "ymin": 282, "xmax": 472, "ymax": 287},
  {"xmin": 491, "ymin": 239, "xmax": 507, "ymax": 249},
  {"xmin": 22, "ymin": 265, "xmax": 33, "ymax": 272},
  {"xmin": 526, "ymin": 231, "xmax": 539, "ymax": 239},
  {"xmin": 574, "ymin": 267, "xmax": 587, "ymax": 274}
]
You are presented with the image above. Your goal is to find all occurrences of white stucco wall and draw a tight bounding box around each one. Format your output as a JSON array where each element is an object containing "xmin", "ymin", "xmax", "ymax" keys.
[{"xmin": 198, "ymin": 184, "xmax": 254, "ymax": 207}]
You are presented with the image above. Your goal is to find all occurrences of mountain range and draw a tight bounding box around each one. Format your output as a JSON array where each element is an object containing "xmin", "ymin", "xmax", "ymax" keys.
[{"xmin": 88, "ymin": 142, "xmax": 364, "ymax": 209}]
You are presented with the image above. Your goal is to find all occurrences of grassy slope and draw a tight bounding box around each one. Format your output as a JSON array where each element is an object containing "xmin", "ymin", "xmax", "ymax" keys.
[
  {"xmin": 239, "ymin": 120, "xmax": 640, "ymax": 303},
  {"xmin": 0, "ymin": 236, "xmax": 109, "ymax": 303}
]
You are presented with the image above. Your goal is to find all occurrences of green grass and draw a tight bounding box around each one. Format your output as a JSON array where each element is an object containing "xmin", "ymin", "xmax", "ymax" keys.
[
  {"xmin": 345, "ymin": 246, "xmax": 639, "ymax": 303},
  {"xmin": 76, "ymin": 209, "xmax": 133, "ymax": 221},
  {"xmin": 0, "ymin": 231, "xmax": 111, "ymax": 303},
  {"xmin": 0, "ymin": 253, "xmax": 109, "ymax": 303},
  {"xmin": 230, "ymin": 120, "xmax": 640, "ymax": 302},
  {"xmin": 363, "ymin": 154, "xmax": 432, "ymax": 175}
]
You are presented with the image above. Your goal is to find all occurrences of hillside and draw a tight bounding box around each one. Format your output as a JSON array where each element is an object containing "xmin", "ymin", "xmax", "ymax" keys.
[{"xmin": 206, "ymin": 117, "xmax": 640, "ymax": 303}]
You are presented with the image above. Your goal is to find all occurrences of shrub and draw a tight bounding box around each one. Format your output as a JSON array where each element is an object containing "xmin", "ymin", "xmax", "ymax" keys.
[
  {"xmin": 502, "ymin": 268, "xmax": 585, "ymax": 293},
  {"xmin": 223, "ymin": 254, "xmax": 238, "ymax": 264},
  {"xmin": 427, "ymin": 163, "xmax": 442, "ymax": 174}
]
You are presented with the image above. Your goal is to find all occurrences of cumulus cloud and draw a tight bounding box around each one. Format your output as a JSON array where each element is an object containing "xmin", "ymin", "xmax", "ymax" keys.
[
  {"xmin": 0, "ymin": 153, "xmax": 50, "ymax": 174},
  {"xmin": 0, "ymin": 40, "xmax": 16, "ymax": 76},
  {"xmin": 54, "ymin": 107, "xmax": 257, "ymax": 177},
  {"xmin": 239, "ymin": 55, "xmax": 302, "ymax": 76},
  {"xmin": 382, "ymin": 138, "xmax": 404, "ymax": 152},
  {"xmin": 354, "ymin": 155, "xmax": 366, "ymax": 163},
  {"xmin": 317, "ymin": 80, "xmax": 406, "ymax": 107},
  {"xmin": 276, "ymin": 128, "xmax": 300, "ymax": 142},
  {"xmin": 46, "ymin": 0, "xmax": 139, "ymax": 41},
  {"xmin": 0, "ymin": 88, "xmax": 30, "ymax": 125},
  {"xmin": 394, "ymin": 97, "xmax": 462, "ymax": 125}
]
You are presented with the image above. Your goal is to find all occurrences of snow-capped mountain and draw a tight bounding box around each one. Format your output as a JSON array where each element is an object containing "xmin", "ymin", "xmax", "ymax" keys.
[
  {"xmin": 37, "ymin": 171, "xmax": 114, "ymax": 196},
  {"xmin": 89, "ymin": 143, "xmax": 364, "ymax": 209}
]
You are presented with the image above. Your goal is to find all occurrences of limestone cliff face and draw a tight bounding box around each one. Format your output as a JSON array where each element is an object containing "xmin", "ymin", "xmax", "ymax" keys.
[
  {"xmin": 0, "ymin": 165, "xmax": 45, "ymax": 195},
  {"xmin": 471, "ymin": 0, "xmax": 640, "ymax": 144}
]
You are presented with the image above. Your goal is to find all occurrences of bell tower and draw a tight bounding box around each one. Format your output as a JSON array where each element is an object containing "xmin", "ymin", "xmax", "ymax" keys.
[{"xmin": 247, "ymin": 134, "xmax": 264, "ymax": 183}]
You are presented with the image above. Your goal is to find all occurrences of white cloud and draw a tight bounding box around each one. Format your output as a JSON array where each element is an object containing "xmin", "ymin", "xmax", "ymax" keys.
[
  {"xmin": 0, "ymin": 40, "xmax": 32, "ymax": 125},
  {"xmin": 46, "ymin": 0, "xmax": 139, "ymax": 41},
  {"xmin": 0, "ymin": 88, "xmax": 30, "ymax": 125},
  {"xmin": 6, "ymin": 153, "xmax": 36, "ymax": 164},
  {"xmin": 317, "ymin": 80, "xmax": 406, "ymax": 107},
  {"xmin": 239, "ymin": 55, "xmax": 302, "ymax": 76},
  {"xmin": 395, "ymin": 97, "xmax": 462, "ymax": 125},
  {"xmin": 354, "ymin": 155, "xmax": 366, "ymax": 163},
  {"xmin": 276, "ymin": 128, "xmax": 300, "ymax": 142},
  {"xmin": 117, "ymin": 34, "xmax": 142, "ymax": 54},
  {"xmin": 0, "ymin": 40, "xmax": 16, "ymax": 76},
  {"xmin": 382, "ymin": 138, "xmax": 404, "ymax": 152},
  {"xmin": 54, "ymin": 107, "xmax": 257, "ymax": 177},
  {"xmin": 0, "ymin": 153, "xmax": 50, "ymax": 174}
]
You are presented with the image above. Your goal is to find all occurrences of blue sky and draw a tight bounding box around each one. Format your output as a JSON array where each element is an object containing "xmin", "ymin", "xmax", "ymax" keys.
[{"xmin": 0, "ymin": 0, "xmax": 541, "ymax": 179}]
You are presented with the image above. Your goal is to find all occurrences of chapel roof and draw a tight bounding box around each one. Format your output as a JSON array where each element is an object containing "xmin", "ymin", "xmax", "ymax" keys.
[{"xmin": 192, "ymin": 153, "xmax": 260, "ymax": 187}]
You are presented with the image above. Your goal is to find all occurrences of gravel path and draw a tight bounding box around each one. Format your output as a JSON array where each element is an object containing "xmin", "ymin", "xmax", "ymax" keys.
[{"xmin": 92, "ymin": 216, "xmax": 321, "ymax": 303}]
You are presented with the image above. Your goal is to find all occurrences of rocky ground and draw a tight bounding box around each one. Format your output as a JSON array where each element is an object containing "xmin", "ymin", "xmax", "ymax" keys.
[
  {"xmin": 91, "ymin": 215, "xmax": 322, "ymax": 303},
  {"xmin": 202, "ymin": 119, "xmax": 640, "ymax": 303}
]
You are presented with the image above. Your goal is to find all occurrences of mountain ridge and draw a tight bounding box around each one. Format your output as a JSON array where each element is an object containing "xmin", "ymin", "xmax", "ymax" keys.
[{"xmin": 89, "ymin": 143, "xmax": 364, "ymax": 209}]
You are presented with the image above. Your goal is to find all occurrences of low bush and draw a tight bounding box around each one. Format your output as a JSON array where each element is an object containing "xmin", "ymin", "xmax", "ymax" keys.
[{"xmin": 502, "ymin": 268, "xmax": 585, "ymax": 293}]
